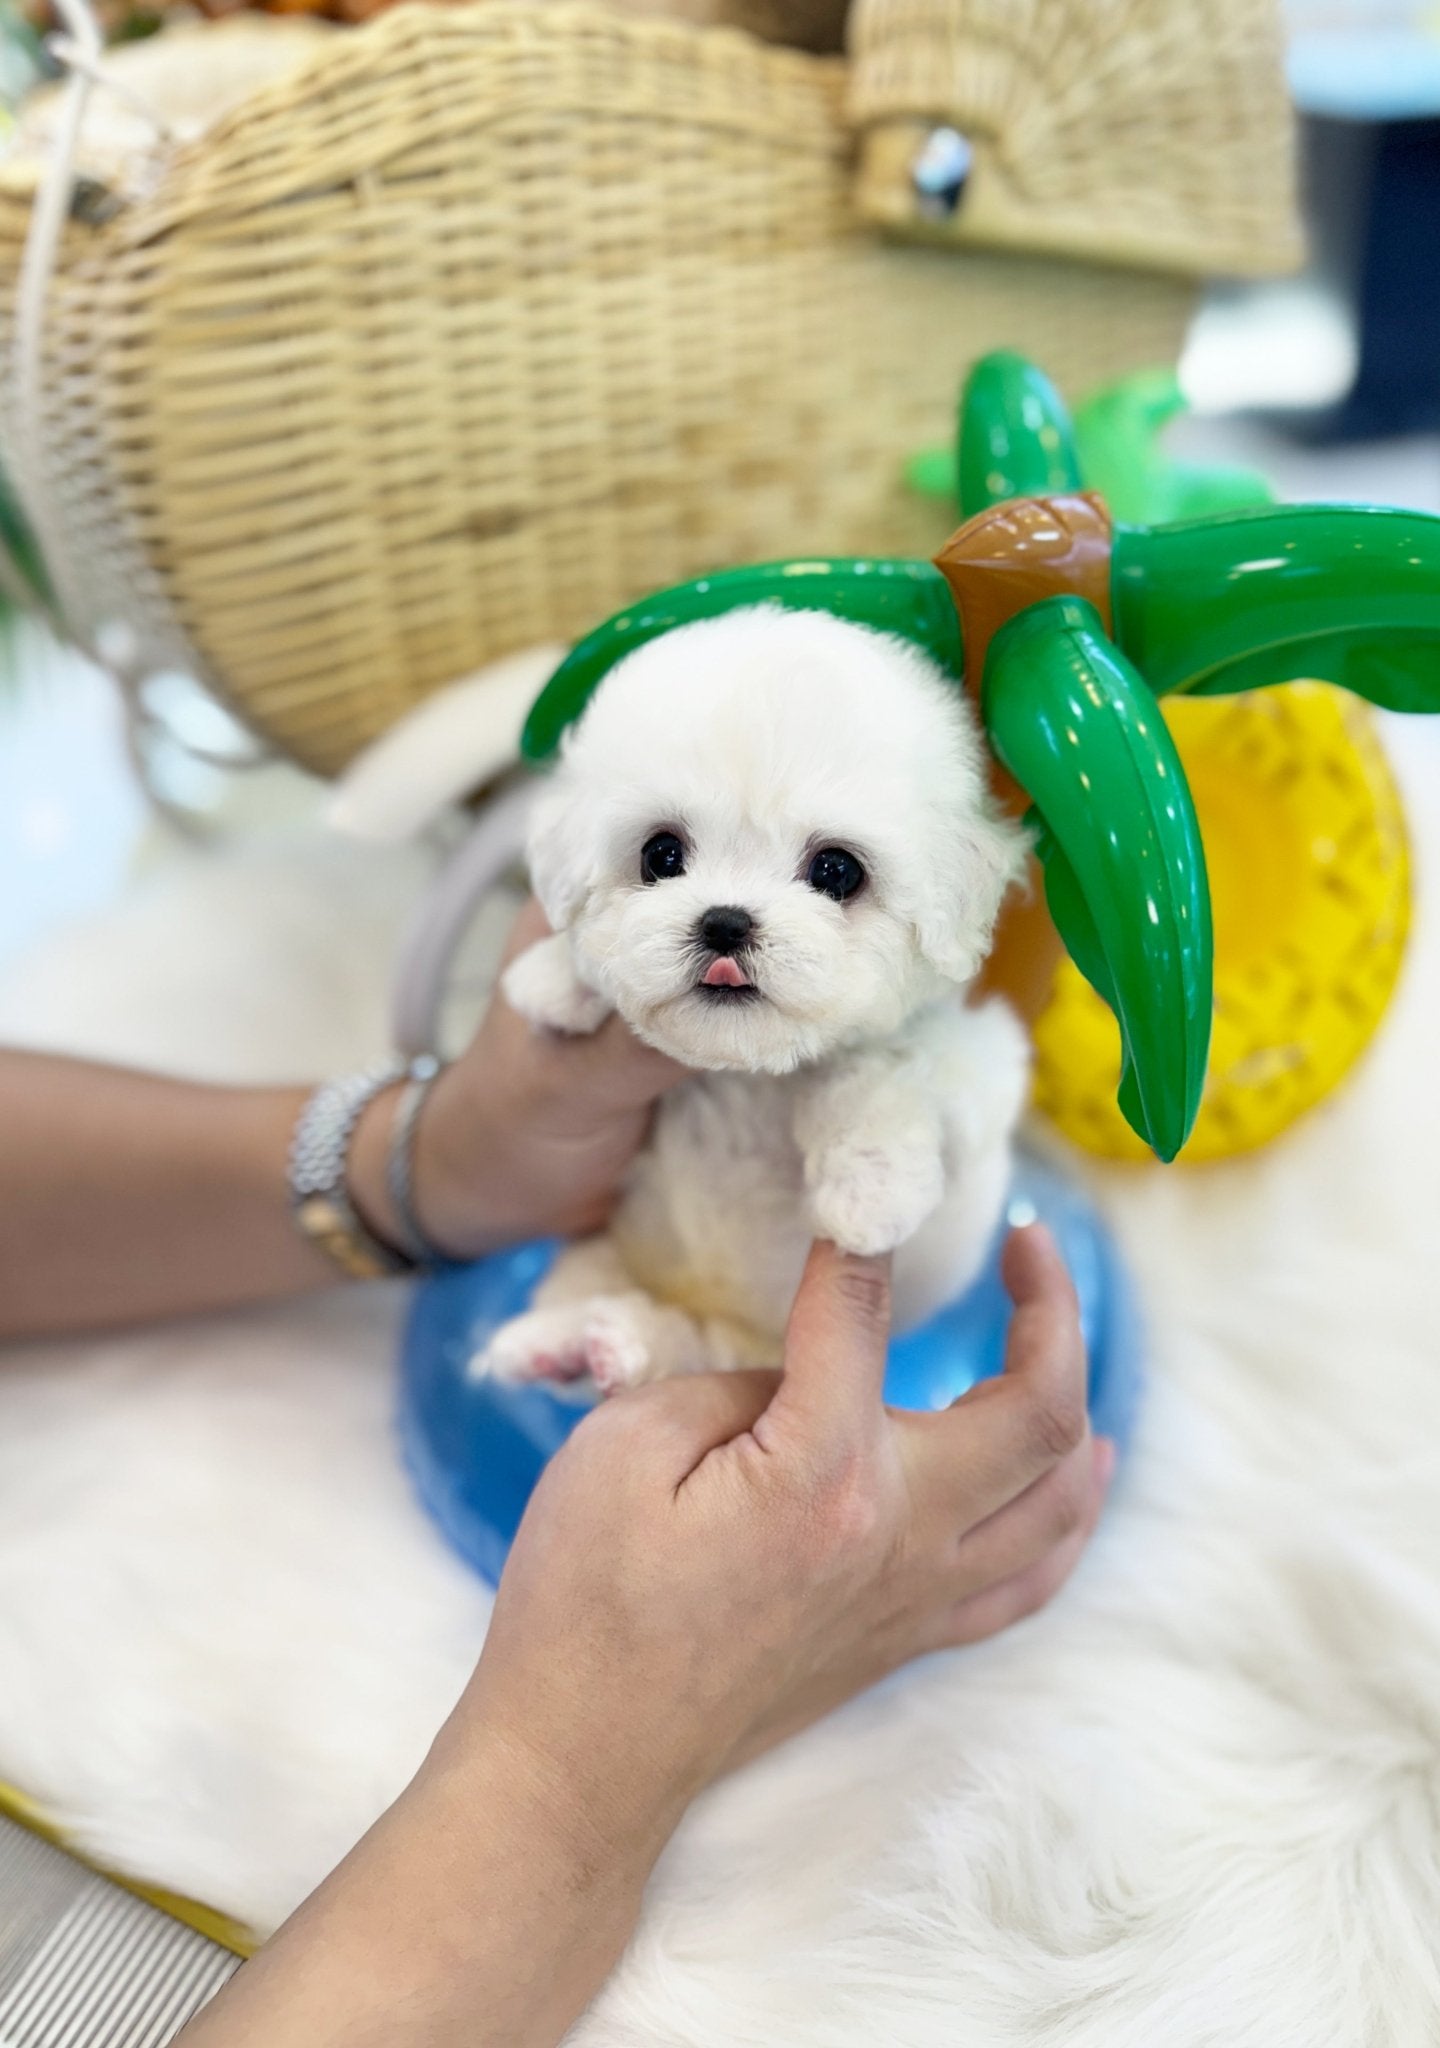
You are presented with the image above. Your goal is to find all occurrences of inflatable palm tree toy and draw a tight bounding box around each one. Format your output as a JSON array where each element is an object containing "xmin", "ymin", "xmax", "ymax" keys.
[{"xmin": 521, "ymin": 353, "xmax": 1440, "ymax": 1162}]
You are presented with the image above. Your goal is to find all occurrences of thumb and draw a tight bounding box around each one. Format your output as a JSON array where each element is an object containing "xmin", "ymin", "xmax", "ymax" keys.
[{"xmin": 766, "ymin": 1240, "xmax": 893, "ymax": 1451}]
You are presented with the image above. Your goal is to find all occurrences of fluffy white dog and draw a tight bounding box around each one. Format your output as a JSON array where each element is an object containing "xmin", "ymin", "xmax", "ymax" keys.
[{"xmin": 477, "ymin": 605, "xmax": 1031, "ymax": 1393}]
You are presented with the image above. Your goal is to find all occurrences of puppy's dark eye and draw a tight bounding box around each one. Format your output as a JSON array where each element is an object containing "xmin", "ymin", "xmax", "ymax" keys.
[
  {"xmin": 807, "ymin": 847, "xmax": 866, "ymax": 901},
  {"xmin": 640, "ymin": 831, "xmax": 686, "ymax": 884}
]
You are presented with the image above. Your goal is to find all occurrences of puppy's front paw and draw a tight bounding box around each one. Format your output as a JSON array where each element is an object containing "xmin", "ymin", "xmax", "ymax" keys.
[
  {"xmin": 807, "ymin": 1141, "xmax": 946, "ymax": 1257},
  {"xmin": 472, "ymin": 1306, "xmax": 594, "ymax": 1385},
  {"xmin": 471, "ymin": 1299, "xmax": 659, "ymax": 1395},
  {"xmin": 581, "ymin": 1303, "xmax": 657, "ymax": 1397},
  {"xmin": 501, "ymin": 934, "xmax": 611, "ymax": 1036}
]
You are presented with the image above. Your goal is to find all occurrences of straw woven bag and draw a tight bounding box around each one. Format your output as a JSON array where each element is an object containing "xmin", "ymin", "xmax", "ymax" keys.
[
  {"xmin": 848, "ymin": 0, "xmax": 1302, "ymax": 277},
  {"xmin": 0, "ymin": 0, "xmax": 1297, "ymax": 775}
]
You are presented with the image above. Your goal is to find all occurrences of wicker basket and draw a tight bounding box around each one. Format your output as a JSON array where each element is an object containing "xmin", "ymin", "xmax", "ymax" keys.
[
  {"xmin": 0, "ymin": 2, "xmax": 1293, "ymax": 775},
  {"xmin": 848, "ymin": 0, "xmax": 1303, "ymax": 276}
]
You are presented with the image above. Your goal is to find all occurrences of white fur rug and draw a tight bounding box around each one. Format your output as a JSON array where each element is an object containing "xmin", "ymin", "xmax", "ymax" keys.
[{"xmin": 4, "ymin": 731, "xmax": 1440, "ymax": 2047}]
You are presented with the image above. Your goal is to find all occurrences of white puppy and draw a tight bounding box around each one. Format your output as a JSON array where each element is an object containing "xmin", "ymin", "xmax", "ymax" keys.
[{"xmin": 476, "ymin": 606, "xmax": 1031, "ymax": 1394}]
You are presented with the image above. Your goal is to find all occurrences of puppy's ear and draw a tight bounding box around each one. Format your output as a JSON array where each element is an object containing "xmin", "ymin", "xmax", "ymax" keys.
[
  {"xmin": 913, "ymin": 806, "xmax": 1029, "ymax": 986},
  {"xmin": 524, "ymin": 770, "xmax": 604, "ymax": 931}
]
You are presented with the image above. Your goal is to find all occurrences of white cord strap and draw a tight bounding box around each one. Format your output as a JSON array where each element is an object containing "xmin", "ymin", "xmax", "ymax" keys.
[
  {"xmin": 9, "ymin": 0, "xmax": 103, "ymax": 642},
  {"xmin": 5, "ymin": 6, "xmax": 275, "ymax": 807},
  {"xmin": 45, "ymin": 32, "xmax": 179, "ymax": 134},
  {"xmin": 7, "ymin": 0, "xmax": 174, "ymax": 649},
  {"xmin": 389, "ymin": 779, "xmax": 536, "ymax": 1058}
]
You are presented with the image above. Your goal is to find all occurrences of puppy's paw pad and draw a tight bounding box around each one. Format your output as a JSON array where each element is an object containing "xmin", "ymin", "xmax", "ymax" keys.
[
  {"xmin": 501, "ymin": 938, "xmax": 610, "ymax": 1037},
  {"xmin": 471, "ymin": 1313, "xmax": 589, "ymax": 1385},
  {"xmin": 581, "ymin": 1308, "xmax": 654, "ymax": 1397},
  {"xmin": 809, "ymin": 1147, "xmax": 946, "ymax": 1256}
]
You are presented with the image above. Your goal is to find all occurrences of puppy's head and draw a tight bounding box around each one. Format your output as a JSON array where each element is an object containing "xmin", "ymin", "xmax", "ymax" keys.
[{"xmin": 526, "ymin": 607, "xmax": 1026, "ymax": 1071}]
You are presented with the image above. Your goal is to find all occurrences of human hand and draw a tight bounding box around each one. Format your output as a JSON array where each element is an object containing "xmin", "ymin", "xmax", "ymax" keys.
[
  {"xmin": 177, "ymin": 1224, "xmax": 1110, "ymax": 2048},
  {"xmin": 439, "ymin": 1223, "xmax": 1113, "ymax": 1877},
  {"xmin": 352, "ymin": 900, "xmax": 685, "ymax": 1260}
]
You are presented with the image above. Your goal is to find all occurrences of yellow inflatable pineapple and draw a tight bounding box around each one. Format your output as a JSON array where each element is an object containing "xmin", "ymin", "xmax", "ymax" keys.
[{"xmin": 1033, "ymin": 684, "xmax": 1411, "ymax": 1162}]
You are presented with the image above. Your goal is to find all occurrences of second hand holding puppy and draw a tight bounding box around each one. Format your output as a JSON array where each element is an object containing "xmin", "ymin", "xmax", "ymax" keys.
[{"xmin": 352, "ymin": 900, "xmax": 688, "ymax": 1262}]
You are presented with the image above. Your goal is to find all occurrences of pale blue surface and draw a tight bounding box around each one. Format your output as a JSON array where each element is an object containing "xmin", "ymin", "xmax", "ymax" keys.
[
  {"xmin": 0, "ymin": 645, "xmax": 144, "ymax": 974},
  {"xmin": 1288, "ymin": 28, "xmax": 1440, "ymax": 119},
  {"xmin": 399, "ymin": 1151, "xmax": 1142, "ymax": 1585}
]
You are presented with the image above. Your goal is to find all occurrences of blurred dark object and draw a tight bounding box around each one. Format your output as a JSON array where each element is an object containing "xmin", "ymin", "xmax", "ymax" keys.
[
  {"xmin": 722, "ymin": 0, "xmax": 844, "ymax": 52},
  {"xmin": 1299, "ymin": 115, "xmax": 1440, "ymax": 441},
  {"xmin": 1276, "ymin": 11, "xmax": 1440, "ymax": 442}
]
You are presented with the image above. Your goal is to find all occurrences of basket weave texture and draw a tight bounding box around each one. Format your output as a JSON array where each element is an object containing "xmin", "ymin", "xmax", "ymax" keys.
[
  {"xmin": 848, "ymin": 0, "xmax": 1302, "ymax": 276},
  {"xmin": 0, "ymin": 3, "xmax": 1226, "ymax": 774}
]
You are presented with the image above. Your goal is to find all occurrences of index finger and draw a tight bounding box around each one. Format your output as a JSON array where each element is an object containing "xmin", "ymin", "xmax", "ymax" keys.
[{"xmin": 905, "ymin": 1223, "xmax": 1090, "ymax": 1529}]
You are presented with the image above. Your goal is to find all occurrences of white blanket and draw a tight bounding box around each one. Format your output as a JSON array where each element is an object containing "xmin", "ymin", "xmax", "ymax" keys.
[{"xmin": 2, "ymin": 735, "xmax": 1439, "ymax": 2046}]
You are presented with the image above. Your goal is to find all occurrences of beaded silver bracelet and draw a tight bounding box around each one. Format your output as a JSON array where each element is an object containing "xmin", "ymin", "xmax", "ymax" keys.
[{"xmin": 287, "ymin": 1060, "xmax": 416, "ymax": 1280}]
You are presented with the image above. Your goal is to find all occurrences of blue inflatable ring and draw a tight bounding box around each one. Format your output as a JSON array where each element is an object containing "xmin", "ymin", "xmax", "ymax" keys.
[{"xmin": 398, "ymin": 1149, "xmax": 1142, "ymax": 1585}]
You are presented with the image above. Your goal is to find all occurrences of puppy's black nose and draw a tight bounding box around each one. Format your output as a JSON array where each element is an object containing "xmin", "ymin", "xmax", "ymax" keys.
[{"xmin": 699, "ymin": 906, "xmax": 755, "ymax": 956}]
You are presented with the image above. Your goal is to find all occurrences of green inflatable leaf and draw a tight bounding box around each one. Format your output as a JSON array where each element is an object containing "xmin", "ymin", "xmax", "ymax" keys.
[
  {"xmin": 1072, "ymin": 369, "xmax": 1272, "ymax": 525},
  {"xmin": 520, "ymin": 557, "xmax": 960, "ymax": 760},
  {"xmin": 904, "ymin": 446, "xmax": 958, "ymax": 502},
  {"xmin": 1112, "ymin": 504, "xmax": 1440, "ymax": 713},
  {"xmin": 957, "ymin": 352, "xmax": 1082, "ymax": 519},
  {"xmin": 981, "ymin": 595, "xmax": 1213, "ymax": 1161}
]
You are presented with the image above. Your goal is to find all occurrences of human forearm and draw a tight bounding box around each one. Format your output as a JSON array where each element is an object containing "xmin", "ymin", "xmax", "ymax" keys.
[
  {"xmin": 0, "ymin": 1051, "xmax": 332, "ymax": 1338},
  {"xmin": 0, "ymin": 905, "xmax": 684, "ymax": 1341},
  {"xmin": 179, "ymin": 1725, "xmax": 656, "ymax": 2048}
]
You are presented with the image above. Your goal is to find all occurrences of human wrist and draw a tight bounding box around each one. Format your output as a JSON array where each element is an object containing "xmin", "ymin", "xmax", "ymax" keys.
[{"xmin": 429, "ymin": 1692, "xmax": 687, "ymax": 1892}]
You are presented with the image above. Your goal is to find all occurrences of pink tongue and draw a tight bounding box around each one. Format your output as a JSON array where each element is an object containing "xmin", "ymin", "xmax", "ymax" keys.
[{"xmin": 703, "ymin": 956, "xmax": 750, "ymax": 988}]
